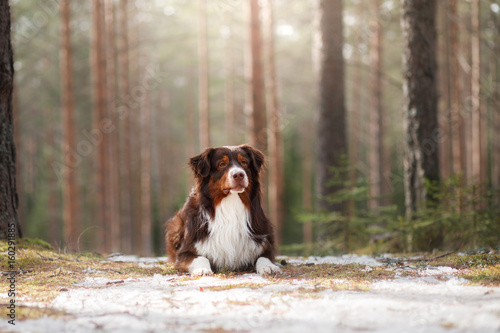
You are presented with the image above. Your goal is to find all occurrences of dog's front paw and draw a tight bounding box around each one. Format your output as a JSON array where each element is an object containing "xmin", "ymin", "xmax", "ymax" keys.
[
  {"xmin": 256, "ymin": 257, "xmax": 281, "ymax": 275},
  {"xmin": 189, "ymin": 256, "xmax": 213, "ymax": 276}
]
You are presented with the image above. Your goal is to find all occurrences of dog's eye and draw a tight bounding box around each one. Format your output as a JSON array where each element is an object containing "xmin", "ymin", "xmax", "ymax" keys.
[
  {"xmin": 241, "ymin": 160, "xmax": 249, "ymax": 168},
  {"xmin": 218, "ymin": 161, "xmax": 227, "ymax": 170}
]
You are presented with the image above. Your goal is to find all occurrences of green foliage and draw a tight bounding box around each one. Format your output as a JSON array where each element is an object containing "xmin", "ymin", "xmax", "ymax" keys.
[
  {"xmin": 287, "ymin": 166, "xmax": 500, "ymax": 256},
  {"xmin": 410, "ymin": 176, "xmax": 500, "ymax": 251}
]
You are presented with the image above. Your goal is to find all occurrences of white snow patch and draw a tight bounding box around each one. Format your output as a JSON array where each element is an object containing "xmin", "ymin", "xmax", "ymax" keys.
[
  {"xmin": 283, "ymin": 254, "xmax": 383, "ymax": 266},
  {"xmin": 3, "ymin": 255, "xmax": 500, "ymax": 333}
]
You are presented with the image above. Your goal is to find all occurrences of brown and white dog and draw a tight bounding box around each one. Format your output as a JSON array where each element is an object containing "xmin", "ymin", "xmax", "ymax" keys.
[{"xmin": 165, "ymin": 144, "xmax": 280, "ymax": 276}]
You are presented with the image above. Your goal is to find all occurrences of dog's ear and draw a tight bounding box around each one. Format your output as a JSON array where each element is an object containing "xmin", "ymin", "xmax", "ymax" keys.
[
  {"xmin": 240, "ymin": 144, "xmax": 265, "ymax": 171},
  {"xmin": 189, "ymin": 148, "xmax": 214, "ymax": 179}
]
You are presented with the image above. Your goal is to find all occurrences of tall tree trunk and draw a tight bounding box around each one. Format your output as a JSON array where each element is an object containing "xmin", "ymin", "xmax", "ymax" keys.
[
  {"xmin": 368, "ymin": 0, "xmax": 383, "ymax": 211},
  {"xmin": 91, "ymin": 0, "xmax": 108, "ymax": 252},
  {"xmin": 186, "ymin": 70, "xmax": 197, "ymax": 192},
  {"xmin": 198, "ymin": 0, "xmax": 210, "ymax": 149},
  {"xmin": 494, "ymin": 13, "xmax": 500, "ymax": 191},
  {"xmin": 262, "ymin": 0, "xmax": 283, "ymax": 247},
  {"xmin": 224, "ymin": 10, "xmax": 235, "ymax": 145},
  {"xmin": 104, "ymin": 0, "xmax": 120, "ymax": 252},
  {"xmin": 140, "ymin": 67, "xmax": 152, "ymax": 257},
  {"xmin": 45, "ymin": 108, "xmax": 60, "ymax": 246},
  {"xmin": 449, "ymin": 0, "xmax": 465, "ymax": 180},
  {"xmin": 0, "ymin": 1, "xmax": 21, "ymax": 238},
  {"xmin": 119, "ymin": 0, "xmax": 133, "ymax": 254},
  {"xmin": 248, "ymin": 0, "xmax": 267, "ymax": 153},
  {"xmin": 315, "ymin": 0, "xmax": 347, "ymax": 218},
  {"xmin": 12, "ymin": 72, "xmax": 24, "ymax": 235},
  {"xmin": 0, "ymin": 1, "xmax": 20, "ymax": 239},
  {"xmin": 401, "ymin": 0, "xmax": 440, "ymax": 249},
  {"xmin": 437, "ymin": 0, "xmax": 452, "ymax": 180},
  {"xmin": 302, "ymin": 121, "xmax": 313, "ymax": 244},
  {"xmin": 60, "ymin": 0, "xmax": 78, "ymax": 248},
  {"xmin": 347, "ymin": 1, "xmax": 365, "ymax": 248},
  {"xmin": 129, "ymin": 10, "xmax": 142, "ymax": 254},
  {"xmin": 470, "ymin": 0, "xmax": 481, "ymax": 186}
]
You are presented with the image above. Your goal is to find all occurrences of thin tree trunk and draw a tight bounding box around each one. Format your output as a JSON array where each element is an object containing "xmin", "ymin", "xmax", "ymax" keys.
[
  {"xmin": 186, "ymin": 70, "xmax": 197, "ymax": 193},
  {"xmin": 60, "ymin": 0, "xmax": 78, "ymax": 248},
  {"xmin": 45, "ymin": 108, "xmax": 60, "ymax": 246},
  {"xmin": 140, "ymin": 67, "xmax": 152, "ymax": 257},
  {"xmin": 449, "ymin": 0, "xmax": 465, "ymax": 179},
  {"xmin": 262, "ymin": 0, "xmax": 283, "ymax": 247},
  {"xmin": 494, "ymin": 14, "xmax": 500, "ymax": 191},
  {"xmin": 248, "ymin": 0, "xmax": 267, "ymax": 153},
  {"xmin": 198, "ymin": 0, "xmax": 210, "ymax": 149},
  {"xmin": 302, "ymin": 121, "xmax": 313, "ymax": 244},
  {"xmin": 0, "ymin": 0, "xmax": 21, "ymax": 238},
  {"xmin": 119, "ymin": 0, "xmax": 133, "ymax": 254},
  {"xmin": 347, "ymin": 1, "xmax": 365, "ymax": 246},
  {"xmin": 368, "ymin": 0, "xmax": 383, "ymax": 211},
  {"xmin": 224, "ymin": 10, "xmax": 235, "ymax": 145},
  {"xmin": 401, "ymin": 0, "xmax": 440, "ymax": 241},
  {"xmin": 130, "ymin": 11, "xmax": 142, "ymax": 254},
  {"xmin": 91, "ymin": 0, "xmax": 108, "ymax": 252},
  {"xmin": 438, "ymin": 0, "xmax": 451, "ymax": 180},
  {"xmin": 104, "ymin": 0, "xmax": 120, "ymax": 252},
  {"xmin": 470, "ymin": 0, "xmax": 481, "ymax": 185},
  {"xmin": 315, "ymin": 0, "xmax": 347, "ymax": 219}
]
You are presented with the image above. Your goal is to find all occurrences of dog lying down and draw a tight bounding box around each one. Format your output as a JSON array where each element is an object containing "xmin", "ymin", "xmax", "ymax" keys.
[{"xmin": 165, "ymin": 144, "xmax": 280, "ymax": 276}]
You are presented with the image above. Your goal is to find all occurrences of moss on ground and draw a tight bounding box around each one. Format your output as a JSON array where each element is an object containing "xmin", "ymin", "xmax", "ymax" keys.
[{"xmin": 0, "ymin": 238, "xmax": 176, "ymax": 308}]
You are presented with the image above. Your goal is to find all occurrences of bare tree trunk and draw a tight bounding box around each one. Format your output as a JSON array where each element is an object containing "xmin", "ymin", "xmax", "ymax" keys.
[
  {"xmin": 140, "ymin": 68, "xmax": 152, "ymax": 257},
  {"xmin": 494, "ymin": 15, "xmax": 500, "ymax": 191},
  {"xmin": 129, "ymin": 11, "xmax": 142, "ymax": 254},
  {"xmin": 315, "ymin": 0, "xmax": 347, "ymax": 219},
  {"xmin": 368, "ymin": 0, "xmax": 383, "ymax": 211},
  {"xmin": 119, "ymin": 0, "xmax": 133, "ymax": 254},
  {"xmin": 0, "ymin": 0, "xmax": 21, "ymax": 238},
  {"xmin": 470, "ymin": 0, "xmax": 481, "ymax": 185},
  {"xmin": 224, "ymin": 10, "xmax": 235, "ymax": 145},
  {"xmin": 104, "ymin": 0, "xmax": 120, "ymax": 252},
  {"xmin": 347, "ymin": 1, "xmax": 365, "ymax": 247},
  {"xmin": 437, "ymin": 0, "xmax": 452, "ymax": 180},
  {"xmin": 13, "ymin": 74, "xmax": 23, "ymax": 235},
  {"xmin": 60, "ymin": 0, "xmax": 78, "ymax": 248},
  {"xmin": 262, "ymin": 0, "xmax": 283, "ymax": 247},
  {"xmin": 45, "ymin": 106, "xmax": 60, "ymax": 246},
  {"xmin": 448, "ymin": 0, "xmax": 466, "ymax": 182},
  {"xmin": 302, "ymin": 121, "xmax": 313, "ymax": 244},
  {"xmin": 198, "ymin": 0, "xmax": 210, "ymax": 149},
  {"xmin": 248, "ymin": 0, "xmax": 267, "ymax": 153},
  {"xmin": 91, "ymin": 0, "xmax": 108, "ymax": 252},
  {"xmin": 401, "ymin": 0, "xmax": 440, "ymax": 249}
]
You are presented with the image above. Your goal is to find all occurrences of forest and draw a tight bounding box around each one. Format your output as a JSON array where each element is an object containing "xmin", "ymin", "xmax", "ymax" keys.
[{"xmin": 4, "ymin": 0, "xmax": 500, "ymax": 256}]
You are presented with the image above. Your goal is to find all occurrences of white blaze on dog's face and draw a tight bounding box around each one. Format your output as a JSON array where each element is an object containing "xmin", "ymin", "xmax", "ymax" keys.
[
  {"xmin": 227, "ymin": 166, "xmax": 249, "ymax": 193},
  {"xmin": 210, "ymin": 147, "xmax": 252, "ymax": 195}
]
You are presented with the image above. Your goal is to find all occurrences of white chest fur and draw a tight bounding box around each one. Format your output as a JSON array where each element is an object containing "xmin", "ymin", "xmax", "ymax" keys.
[{"xmin": 194, "ymin": 193, "xmax": 263, "ymax": 270}]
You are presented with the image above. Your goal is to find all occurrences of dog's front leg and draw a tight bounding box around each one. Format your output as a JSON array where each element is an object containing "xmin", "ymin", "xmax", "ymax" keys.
[
  {"xmin": 189, "ymin": 256, "xmax": 213, "ymax": 276},
  {"xmin": 256, "ymin": 257, "xmax": 280, "ymax": 275}
]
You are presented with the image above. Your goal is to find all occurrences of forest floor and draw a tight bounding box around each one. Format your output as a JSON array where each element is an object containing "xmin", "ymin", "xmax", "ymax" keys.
[{"xmin": 1, "ymin": 239, "xmax": 500, "ymax": 333}]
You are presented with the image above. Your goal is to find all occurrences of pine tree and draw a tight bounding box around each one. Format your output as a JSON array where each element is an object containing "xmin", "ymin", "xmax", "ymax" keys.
[
  {"xmin": 0, "ymin": 0, "xmax": 21, "ymax": 238},
  {"xmin": 401, "ymin": 0, "xmax": 441, "ymax": 249},
  {"xmin": 60, "ymin": 0, "xmax": 79, "ymax": 249}
]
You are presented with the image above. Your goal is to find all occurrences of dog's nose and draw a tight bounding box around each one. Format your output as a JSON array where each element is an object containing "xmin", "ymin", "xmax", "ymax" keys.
[{"xmin": 233, "ymin": 171, "xmax": 245, "ymax": 180}]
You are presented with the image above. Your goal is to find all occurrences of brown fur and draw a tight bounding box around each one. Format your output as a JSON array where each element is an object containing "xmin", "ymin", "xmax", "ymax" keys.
[{"xmin": 165, "ymin": 144, "xmax": 276, "ymax": 273}]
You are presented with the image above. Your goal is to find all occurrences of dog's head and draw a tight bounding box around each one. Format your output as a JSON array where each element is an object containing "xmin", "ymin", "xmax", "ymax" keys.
[{"xmin": 189, "ymin": 144, "xmax": 265, "ymax": 196}]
